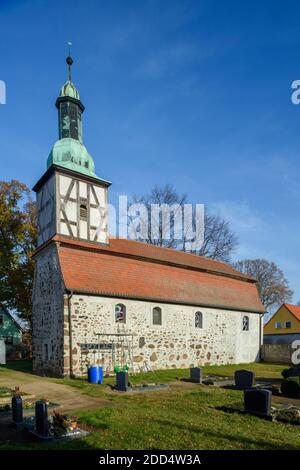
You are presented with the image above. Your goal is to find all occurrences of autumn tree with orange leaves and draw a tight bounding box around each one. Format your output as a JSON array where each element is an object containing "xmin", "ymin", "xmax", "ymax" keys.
[{"xmin": 0, "ymin": 180, "xmax": 37, "ymax": 327}]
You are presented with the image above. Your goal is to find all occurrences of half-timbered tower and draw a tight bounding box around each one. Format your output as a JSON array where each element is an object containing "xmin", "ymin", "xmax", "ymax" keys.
[{"xmin": 32, "ymin": 57, "xmax": 264, "ymax": 377}]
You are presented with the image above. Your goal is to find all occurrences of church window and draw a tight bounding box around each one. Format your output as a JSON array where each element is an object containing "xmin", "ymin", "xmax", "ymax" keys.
[
  {"xmin": 195, "ymin": 311, "xmax": 203, "ymax": 328},
  {"xmin": 242, "ymin": 316, "xmax": 249, "ymax": 331},
  {"xmin": 152, "ymin": 307, "xmax": 162, "ymax": 325},
  {"xmin": 115, "ymin": 304, "xmax": 126, "ymax": 323}
]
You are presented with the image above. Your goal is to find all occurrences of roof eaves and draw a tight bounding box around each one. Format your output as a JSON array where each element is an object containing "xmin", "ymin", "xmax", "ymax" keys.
[{"xmin": 64, "ymin": 287, "xmax": 265, "ymax": 314}]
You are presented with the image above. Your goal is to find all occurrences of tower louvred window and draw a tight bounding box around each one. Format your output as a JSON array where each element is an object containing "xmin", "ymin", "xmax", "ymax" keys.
[{"xmin": 80, "ymin": 203, "xmax": 87, "ymax": 221}]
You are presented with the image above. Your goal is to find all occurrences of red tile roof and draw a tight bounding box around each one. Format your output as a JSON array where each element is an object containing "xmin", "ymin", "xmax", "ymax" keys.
[
  {"xmin": 50, "ymin": 236, "xmax": 264, "ymax": 313},
  {"xmin": 285, "ymin": 304, "xmax": 300, "ymax": 321}
]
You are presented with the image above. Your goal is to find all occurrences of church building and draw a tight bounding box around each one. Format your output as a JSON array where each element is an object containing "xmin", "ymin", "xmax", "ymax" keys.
[{"xmin": 32, "ymin": 56, "xmax": 265, "ymax": 377}]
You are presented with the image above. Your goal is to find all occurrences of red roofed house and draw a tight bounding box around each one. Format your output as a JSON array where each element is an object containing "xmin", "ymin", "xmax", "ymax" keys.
[
  {"xmin": 264, "ymin": 304, "xmax": 300, "ymax": 344},
  {"xmin": 32, "ymin": 57, "xmax": 265, "ymax": 377}
]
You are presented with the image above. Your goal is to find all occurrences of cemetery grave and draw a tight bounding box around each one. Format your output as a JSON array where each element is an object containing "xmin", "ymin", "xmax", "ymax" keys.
[
  {"xmin": 182, "ymin": 367, "xmax": 234, "ymax": 386},
  {"xmin": 280, "ymin": 367, "xmax": 300, "ymax": 398},
  {"xmin": 113, "ymin": 371, "xmax": 168, "ymax": 393},
  {"xmin": 215, "ymin": 366, "xmax": 300, "ymax": 425},
  {"xmin": 0, "ymin": 386, "xmax": 59, "ymax": 415},
  {"xmin": 244, "ymin": 388, "xmax": 272, "ymax": 419},
  {"xmin": 10, "ymin": 395, "xmax": 89, "ymax": 441}
]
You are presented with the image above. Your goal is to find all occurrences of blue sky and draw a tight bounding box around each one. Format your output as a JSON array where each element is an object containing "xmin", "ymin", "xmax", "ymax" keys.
[{"xmin": 0, "ymin": 0, "xmax": 299, "ymax": 302}]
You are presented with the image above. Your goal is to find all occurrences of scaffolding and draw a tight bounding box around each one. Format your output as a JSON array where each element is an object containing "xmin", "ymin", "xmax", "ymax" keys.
[{"xmin": 94, "ymin": 332, "xmax": 134, "ymax": 375}]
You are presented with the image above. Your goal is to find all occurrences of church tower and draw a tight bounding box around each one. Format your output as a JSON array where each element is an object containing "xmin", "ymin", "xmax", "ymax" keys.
[
  {"xmin": 32, "ymin": 56, "xmax": 111, "ymax": 377},
  {"xmin": 33, "ymin": 55, "xmax": 110, "ymax": 246}
]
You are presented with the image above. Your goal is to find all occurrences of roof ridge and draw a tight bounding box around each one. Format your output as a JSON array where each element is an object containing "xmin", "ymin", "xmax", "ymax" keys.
[
  {"xmin": 54, "ymin": 235, "xmax": 255, "ymax": 283},
  {"xmin": 109, "ymin": 236, "xmax": 237, "ymax": 270}
]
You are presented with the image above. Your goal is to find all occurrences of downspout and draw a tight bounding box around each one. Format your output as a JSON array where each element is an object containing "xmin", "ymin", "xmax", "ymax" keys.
[
  {"xmin": 67, "ymin": 290, "xmax": 74, "ymax": 378},
  {"xmin": 259, "ymin": 313, "xmax": 264, "ymax": 362}
]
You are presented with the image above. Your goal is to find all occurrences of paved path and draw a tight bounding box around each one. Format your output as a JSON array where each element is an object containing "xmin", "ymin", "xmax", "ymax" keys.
[
  {"xmin": 0, "ymin": 368, "xmax": 113, "ymax": 445},
  {"xmin": 0, "ymin": 370, "xmax": 110, "ymax": 413}
]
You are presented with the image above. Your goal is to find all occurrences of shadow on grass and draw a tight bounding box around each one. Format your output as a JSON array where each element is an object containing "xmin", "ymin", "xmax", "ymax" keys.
[
  {"xmin": 0, "ymin": 360, "xmax": 32, "ymax": 373},
  {"xmin": 152, "ymin": 418, "xmax": 298, "ymax": 450}
]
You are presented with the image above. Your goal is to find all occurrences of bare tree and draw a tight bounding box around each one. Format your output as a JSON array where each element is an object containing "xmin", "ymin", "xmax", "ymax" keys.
[
  {"xmin": 130, "ymin": 184, "xmax": 187, "ymax": 248},
  {"xmin": 129, "ymin": 184, "xmax": 238, "ymax": 261},
  {"xmin": 232, "ymin": 259, "xmax": 294, "ymax": 313},
  {"xmin": 190, "ymin": 212, "xmax": 238, "ymax": 262}
]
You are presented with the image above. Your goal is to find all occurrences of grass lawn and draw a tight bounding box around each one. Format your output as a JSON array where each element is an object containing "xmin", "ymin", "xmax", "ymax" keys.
[{"xmin": 1, "ymin": 362, "xmax": 299, "ymax": 450}]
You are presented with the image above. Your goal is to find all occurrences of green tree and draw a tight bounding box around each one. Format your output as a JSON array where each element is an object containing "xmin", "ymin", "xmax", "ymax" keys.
[{"xmin": 0, "ymin": 180, "xmax": 37, "ymax": 326}]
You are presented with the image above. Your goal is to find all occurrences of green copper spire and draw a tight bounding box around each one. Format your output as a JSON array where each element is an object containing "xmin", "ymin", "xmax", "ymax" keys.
[{"xmin": 47, "ymin": 54, "xmax": 100, "ymax": 180}]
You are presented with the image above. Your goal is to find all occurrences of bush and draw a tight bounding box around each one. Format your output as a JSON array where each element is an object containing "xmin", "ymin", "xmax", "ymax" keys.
[{"xmin": 281, "ymin": 378, "xmax": 300, "ymax": 398}]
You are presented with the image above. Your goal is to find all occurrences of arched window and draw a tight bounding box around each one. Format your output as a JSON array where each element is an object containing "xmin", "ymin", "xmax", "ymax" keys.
[
  {"xmin": 195, "ymin": 311, "xmax": 203, "ymax": 328},
  {"xmin": 152, "ymin": 307, "xmax": 162, "ymax": 325},
  {"xmin": 242, "ymin": 315, "xmax": 249, "ymax": 331},
  {"xmin": 115, "ymin": 304, "xmax": 126, "ymax": 323}
]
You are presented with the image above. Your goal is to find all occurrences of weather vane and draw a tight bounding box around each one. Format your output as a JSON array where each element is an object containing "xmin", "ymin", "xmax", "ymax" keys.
[{"xmin": 66, "ymin": 41, "xmax": 73, "ymax": 81}]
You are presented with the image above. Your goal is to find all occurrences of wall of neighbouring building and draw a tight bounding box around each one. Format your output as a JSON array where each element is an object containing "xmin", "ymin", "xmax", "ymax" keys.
[
  {"xmin": 0, "ymin": 309, "xmax": 22, "ymax": 354},
  {"xmin": 262, "ymin": 343, "xmax": 293, "ymax": 364},
  {"xmin": 63, "ymin": 294, "xmax": 262, "ymax": 377}
]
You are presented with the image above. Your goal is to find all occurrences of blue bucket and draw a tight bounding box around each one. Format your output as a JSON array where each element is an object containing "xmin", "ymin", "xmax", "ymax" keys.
[{"xmin": 88, "ymin": 366, "xmax": 99, "ymax": 384}]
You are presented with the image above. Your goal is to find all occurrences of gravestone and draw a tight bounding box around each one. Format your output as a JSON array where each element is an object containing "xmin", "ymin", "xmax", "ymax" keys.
[
  {"xmin": 244, "ymin": 389, "xmax": 272, "ymax": 418},
  {"xmin": 12, "ymin": 395, "xmax": 23, "ymax": 427},
  {"xmin": 0, "ymin": 338, "xmax": 5, "ymax": 364},
  {"xmin": 190, "ymin": 367, "xmax": 202, "ymax": 384},
  {"xmin": 115, "ymin": 371, "xmax": 130, "ymax": 391},
  {"xmin": 288, "ymin": 367, "xmax": 300, "ymax": 377},
  {"xmin": 35, "ymin": 401, "xmax": 49, "ymax": 437},
  {"xmin": 235, "ymin": 369, "xmax": 255, "ymax": 389}
]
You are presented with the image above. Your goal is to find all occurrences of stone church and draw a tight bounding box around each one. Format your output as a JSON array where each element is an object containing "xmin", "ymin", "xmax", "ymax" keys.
[{"xmin": 32, "ymin": 57, "xmax": 265, "ymax": 377}]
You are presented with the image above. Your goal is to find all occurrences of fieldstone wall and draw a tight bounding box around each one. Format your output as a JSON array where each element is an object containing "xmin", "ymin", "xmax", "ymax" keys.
[
  {"xmin": 64, "ymin": 295, "xmax": 262, "ymax": 376},
  {"xmin": 32, "ymin": 243, "xmax": 65, "ymax": 377}
]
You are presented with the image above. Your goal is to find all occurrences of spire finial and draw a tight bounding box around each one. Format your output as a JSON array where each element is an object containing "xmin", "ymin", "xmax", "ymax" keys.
[{"xmin": 66, "ymin": 41, "xmax": 73, "ymax": 81}]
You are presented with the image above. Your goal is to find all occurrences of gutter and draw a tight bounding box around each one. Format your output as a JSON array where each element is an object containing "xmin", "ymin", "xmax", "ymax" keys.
[{"xmin": 62, "ymin": 288, "xmax": 265, "ymax": 315}]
